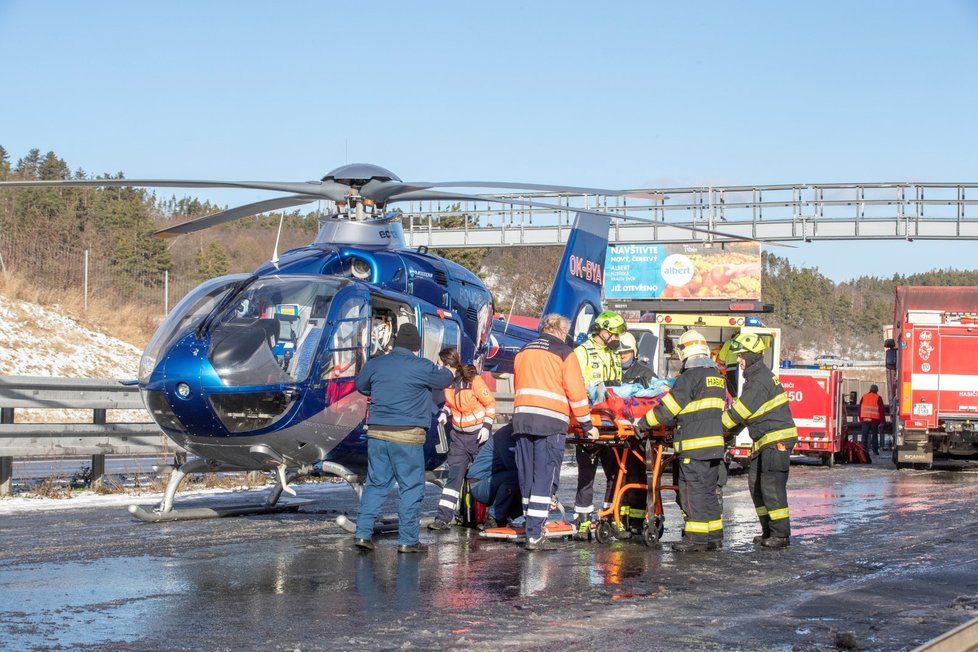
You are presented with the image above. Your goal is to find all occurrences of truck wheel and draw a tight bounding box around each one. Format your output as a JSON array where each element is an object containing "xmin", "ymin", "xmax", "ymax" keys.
[{"xmin": 822, "ymin": 453, "xmax": 835, "ymax": 468}]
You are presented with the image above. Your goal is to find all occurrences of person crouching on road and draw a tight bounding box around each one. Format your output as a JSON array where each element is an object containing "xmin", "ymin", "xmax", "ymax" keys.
[
  {"xmin": 720, "ymin": 332, "xmax": 798, "ymax": 549},
  {"xmin": 353, "ymin": 323, "xmax": 454, "ymax": 554},
  {"xmin": 429, "ymin": 347, "xmax": 497, "ymax": 531},
  {"xmin": 467, "ymin": 423, "xmax": 522, "ymax": 530},
  {"xmin": 514, "ymin": 313, "xmax": 595, "ymax": 551},
  {"xmin": 636, "ymin": 329, "xmax": 726, "ymax": 553}
]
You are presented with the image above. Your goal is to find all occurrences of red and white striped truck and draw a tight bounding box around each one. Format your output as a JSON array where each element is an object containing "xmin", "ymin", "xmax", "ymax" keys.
[{"xmin": 890, "ymin": 286, "xmax": 978, "ymax": 468}]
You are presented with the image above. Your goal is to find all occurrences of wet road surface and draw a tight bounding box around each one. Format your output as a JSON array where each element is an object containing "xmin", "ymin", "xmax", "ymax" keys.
[{"xmin": 3, "ymin": 456, "xmax": 978, "ymax": 651}]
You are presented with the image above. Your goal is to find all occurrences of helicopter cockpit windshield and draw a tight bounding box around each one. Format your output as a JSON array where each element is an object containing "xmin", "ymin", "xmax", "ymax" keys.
[{"xmin": 205, "ymin": 276, "xmax": 348, "ymax": 386}]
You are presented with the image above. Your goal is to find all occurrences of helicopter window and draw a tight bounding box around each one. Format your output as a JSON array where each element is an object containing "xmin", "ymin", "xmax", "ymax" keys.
[
  {"xmin": 139, "ymin": 273, "xmax": 251, "ymax": 384},
  {"xmin": 421, "ymin": 314, "xmax": 461, "ymax": 363},
  {"xmin": 323, "ymin": 296, "xmax": 368, "ymax": 379},
  {"xmin": 206, "ymin": 276, "xmax": 345, "ymax": 386}
]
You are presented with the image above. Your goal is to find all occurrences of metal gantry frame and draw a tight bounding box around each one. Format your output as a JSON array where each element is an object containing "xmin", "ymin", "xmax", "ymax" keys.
[{"xmin": 394, "ymin": 182, "xmax": 978, "ymax": 248}]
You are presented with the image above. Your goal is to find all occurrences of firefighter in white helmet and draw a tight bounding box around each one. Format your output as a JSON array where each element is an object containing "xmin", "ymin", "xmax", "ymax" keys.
[
  {"xmin": 636, "ymin": 329, "xmax": 726, "ymax": 552},
  {"xmin": 721, "ymin": 331, "xmax": 797, "ymax": 549},
  {"xmin": 618, "ymin": 332, "xmax": 656, "ymax": 388}
]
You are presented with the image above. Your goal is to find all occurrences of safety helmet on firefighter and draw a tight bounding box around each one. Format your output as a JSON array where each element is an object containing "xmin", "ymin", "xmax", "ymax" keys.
[
  {"xmin": 728, "ymin": 331, "xmax": 767, "ymax": 355},
  {"xmin": 677, "ymin": 329, "xmax": 710, "ymax": 361},
  {"xmin": 591, "ymin": 311, "xmax": 626, "ymax": 335},
  {"xmin": 618, "ymin": 332, "xmax": 637, "ymax": 354}
]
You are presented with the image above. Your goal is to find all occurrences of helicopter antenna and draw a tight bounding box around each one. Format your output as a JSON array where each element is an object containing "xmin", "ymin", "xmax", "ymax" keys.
[
  {"xmin": 271, "ymin": 212, "xmax": 285, "ymax": 267},
  {"xmin": 504, "ymin": 290, "xmax": 519, "ymax": 335}
]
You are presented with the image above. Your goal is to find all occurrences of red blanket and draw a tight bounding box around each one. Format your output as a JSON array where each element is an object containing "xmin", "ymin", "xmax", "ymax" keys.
[{"xmin": 591, "ymin": 388, "xmax": 662, "ymax": 423}]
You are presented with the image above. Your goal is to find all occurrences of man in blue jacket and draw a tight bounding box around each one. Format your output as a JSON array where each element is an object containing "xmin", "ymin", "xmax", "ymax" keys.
[
  {"xmin": 353, "ymin": 322, "xmax": 454, "ymax": 553},
  {"xmin": 466, "ymin": 424, "xmax": 521, "ymax": 529}
]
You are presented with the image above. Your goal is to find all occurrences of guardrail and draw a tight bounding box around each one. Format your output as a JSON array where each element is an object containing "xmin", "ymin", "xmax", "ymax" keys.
[
  {"xmin": 0, "ymin": 372, "xmax": 878, "ymax": 498},
  {"xmin": 0, "ymin": 376, "xmax": 169, "ymax": 496}
]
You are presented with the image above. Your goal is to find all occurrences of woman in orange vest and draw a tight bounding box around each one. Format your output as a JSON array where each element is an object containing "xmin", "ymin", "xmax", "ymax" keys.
[
  {"xmin": 858, "ymin": 384, "xmax": 885, "ymax": 456},
  {"xmin": 429, "ymin": 347, "xmax": 497, "ymax": 530}
]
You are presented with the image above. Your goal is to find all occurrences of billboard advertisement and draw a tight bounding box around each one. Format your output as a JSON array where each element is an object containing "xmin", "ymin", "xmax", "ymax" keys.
[{"xmin": 604, "ymin": 242, "xmax": 761, "ymax": 300}]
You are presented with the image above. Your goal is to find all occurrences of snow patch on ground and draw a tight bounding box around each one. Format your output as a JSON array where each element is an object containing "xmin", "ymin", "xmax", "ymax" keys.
[
  {"xmin": 0, "ymin": 295, "xmax": 142, "ymax": 378},
  {"xmin": 0, "ymin": 294, "xmax": 145, "ymax": 422},
  {"xmin": 0, "ymin": 481, "xmax": 349, "ymax": 514}
]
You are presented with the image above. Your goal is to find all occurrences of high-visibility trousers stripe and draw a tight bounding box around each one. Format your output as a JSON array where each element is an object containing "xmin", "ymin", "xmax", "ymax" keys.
[{"xmin": 768, "ymin": 507, "xmax": 789, "ymax": 521}]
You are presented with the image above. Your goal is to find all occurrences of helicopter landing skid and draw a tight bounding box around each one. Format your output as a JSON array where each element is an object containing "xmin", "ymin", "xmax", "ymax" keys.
[
  {"xmin": 128, "ymin": 500, "xmax": 311, "ymax": 523},
  {"xmin": 127, "ymin": 456, "xmax": 309, "ymax": 523}
]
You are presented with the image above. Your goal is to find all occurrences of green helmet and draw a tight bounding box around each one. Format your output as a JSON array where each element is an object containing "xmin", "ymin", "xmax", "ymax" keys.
[
  {"xmin": 728, "ymin": 331, "xmax": 767, "ymax": 355},
  {"xmin": 592, "ymin": 310, "xmax": 626, "ymax": 335}
]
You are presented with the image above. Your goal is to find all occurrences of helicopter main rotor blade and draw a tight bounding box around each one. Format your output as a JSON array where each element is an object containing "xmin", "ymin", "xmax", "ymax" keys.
[
  {"xmin": 0, "ymin": 178, "xmax": 352, "ymax": 202},
  {"xmin": 390, "ymin": 189, "xmax": 794, "ymax": 248},
  {"xmin": 397, "ymin": 180, "xmax": 628, "ymax": 196},
  {"xmin": 155, "ymin": 195, "xmax": 322, "ymax": 238}
]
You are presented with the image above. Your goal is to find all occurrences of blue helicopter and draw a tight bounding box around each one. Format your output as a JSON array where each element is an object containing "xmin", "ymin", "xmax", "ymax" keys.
[
  {"xmin": 0, "ymin": 163, "xmax": 756, "ymax": 524},
  {"xmin": 0, "ymin": 164, "xmax": 635, "ymax": 522}
]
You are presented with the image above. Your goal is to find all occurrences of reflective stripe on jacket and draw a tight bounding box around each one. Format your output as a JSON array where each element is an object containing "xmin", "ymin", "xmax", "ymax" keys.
[
  {"xmin": 721, "ymin": 360, "xmax": 797, "ymax": 454},
  {"xmin": 513, "ymin": 333, "xmax": 591, "ymax": 436},
  {"xmin": 443, "ymin": 374, "xmax": 496, "ymax": 433},
  {"xmin": 858, "ymin": 392, "xmax": 884, "ymax": 425},
  {"xmin": 643, "ymin": 365, "xmax": 726, "ymax": 460},
  {"xmin": 574, "ymin": 337, "xmax": 623, "ymax": 386}
]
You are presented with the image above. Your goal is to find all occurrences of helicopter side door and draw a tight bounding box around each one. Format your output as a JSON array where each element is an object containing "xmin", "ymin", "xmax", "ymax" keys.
[
  {"xmin": 318, "ymin": 284, "xmax": 370, "ymax": 384},
  {"xmin": 419, "ymin": 310, "xmax": 462, "ymax": 362}
]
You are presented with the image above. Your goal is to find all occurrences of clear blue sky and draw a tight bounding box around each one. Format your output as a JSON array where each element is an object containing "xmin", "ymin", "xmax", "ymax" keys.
[{"xmin": 2, "ymin": 1, "xmax": 977, "ymax": 282}]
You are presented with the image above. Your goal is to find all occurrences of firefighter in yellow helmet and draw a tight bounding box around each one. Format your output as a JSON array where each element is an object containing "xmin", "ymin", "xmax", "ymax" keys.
[
  {"xmin": 572, "ymin": 311, "xmax": 626, "ymax": 539},
  {"xmin": 575, "ymin": 310, "xmax": 625, "ymax": 391},
  {"xmin": 636, "ymin": 329, "xmax": 726, "ymax": 552},
  {"xmin": 721, "ymin": 332, "xmax": 798, "ymax": 549}
]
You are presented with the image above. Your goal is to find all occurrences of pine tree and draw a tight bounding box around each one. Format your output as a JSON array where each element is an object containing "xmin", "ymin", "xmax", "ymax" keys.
[{"xmin": 193, "ymin": 241, "xmax": 231, "ymax": 282}]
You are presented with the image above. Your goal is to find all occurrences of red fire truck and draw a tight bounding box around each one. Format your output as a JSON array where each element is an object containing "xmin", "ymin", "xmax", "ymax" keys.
[
  {"xmin": 890, "ymin": 286, "xmax": 978, "ymax": 468},
  {"xmin": 778, "ymin": 369, "xmax": 846, "ymax": 467}
]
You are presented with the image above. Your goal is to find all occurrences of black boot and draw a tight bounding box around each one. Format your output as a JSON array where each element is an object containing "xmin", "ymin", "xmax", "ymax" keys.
[
  {"xmin": 761, "ymin": 536, "xmax": 790, "ymax": 549},
  {"xmin": 672, "ymin": 538, "xmax": 708, "ymax": 553},
  {"xmin": 479, "ymin": 515, "xmax": 500, "ymax": 531}
]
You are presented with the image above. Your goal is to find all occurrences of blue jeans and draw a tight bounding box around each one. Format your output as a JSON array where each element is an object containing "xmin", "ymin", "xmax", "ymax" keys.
[
  {"xmin": 354, "ymin": 438, "xmax": 426, "ymax": 546},
  {"xmin": 861, "ymin": 422, "xmax": 880, "ymax": 454},
  {"xmin": 469, "ymin": 469, "xmax": 520, "ymax": 521}
]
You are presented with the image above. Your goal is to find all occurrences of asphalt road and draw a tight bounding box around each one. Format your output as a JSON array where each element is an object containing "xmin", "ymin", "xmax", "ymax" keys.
[{"xmin": 2, "ymin": 455, "xmax": 978, "ymax": 651}]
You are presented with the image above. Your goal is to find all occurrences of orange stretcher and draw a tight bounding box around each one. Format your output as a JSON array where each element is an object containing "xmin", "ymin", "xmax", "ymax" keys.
[
  {"xmin": 480, "ymin": 520, "xmax": 575, "ymax": 540},
  {"xmin": 568, "ymin": 407, "xmax": 678, "ymax": 546}
]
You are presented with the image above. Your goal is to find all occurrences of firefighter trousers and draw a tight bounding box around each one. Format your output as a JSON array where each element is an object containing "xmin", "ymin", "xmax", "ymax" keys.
[
  {"xmin": 515, "ymin": 432, "xmax": 564, "ymax": 540},
  {"xmin": 676, "ymin": 457, "xmax": 723, "ymax": 544},
  {"xmin": 749, "ymin": 444, "xmax": 792, "ymax": 539},
  {"xmin": 434, "ymin": 430, "xmax": 482, "ymax": 523},
  {"xmin": 574, "ymin": 444, "xmax": 616, "ymax": 517}
]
